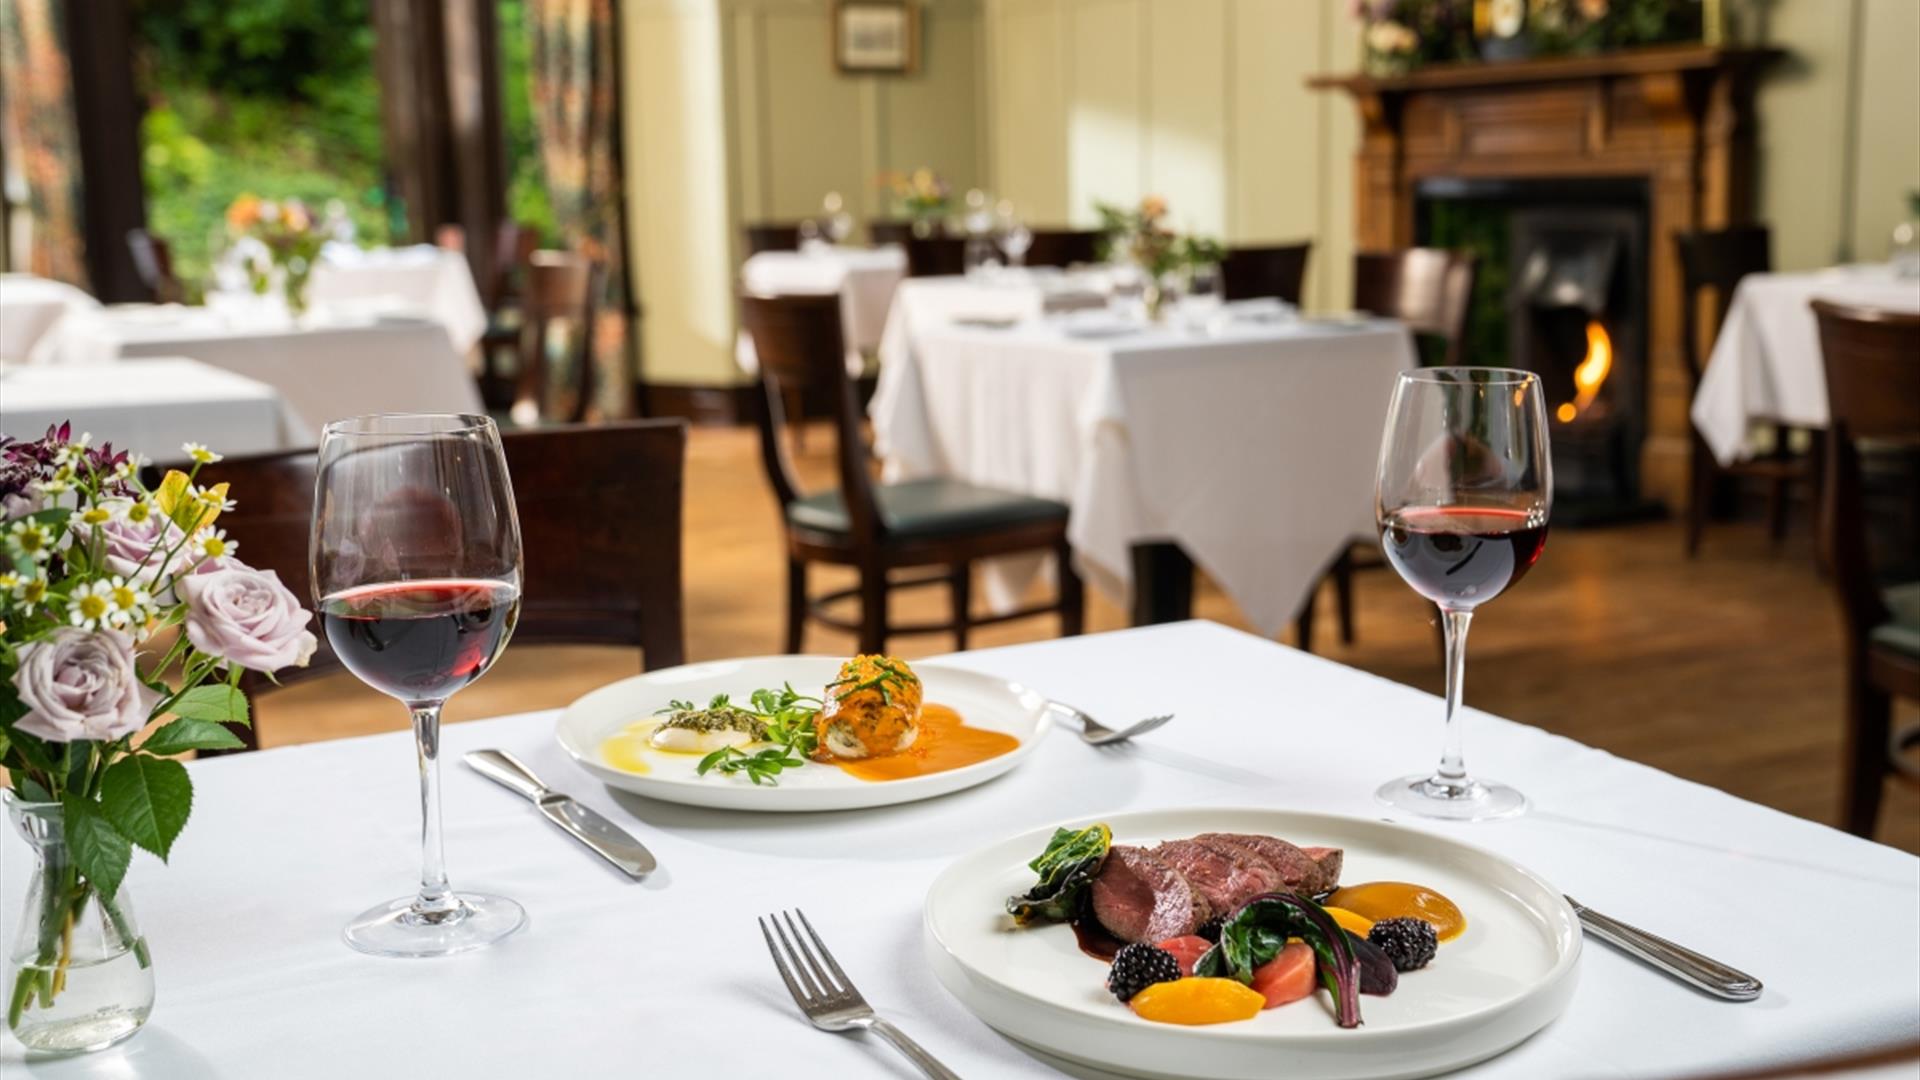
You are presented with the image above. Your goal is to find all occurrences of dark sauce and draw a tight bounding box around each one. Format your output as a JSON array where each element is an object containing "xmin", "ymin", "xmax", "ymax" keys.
[{"xmin": 1070, "ymin": 914, "xmax": 1124, "ymax": 962}]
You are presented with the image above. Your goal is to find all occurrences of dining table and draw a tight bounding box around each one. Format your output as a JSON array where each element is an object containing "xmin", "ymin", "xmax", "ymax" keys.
[
  {"xmin": 1690, "ymin": 262, "xmax": 1920, "ymax": 465},
  {"xmin": 871, "ymin": 312, "xmax": 1415, "ymax": 635},
  {"xmin": 0, "ymin": 357, "xmax": 309, "ymax": 458},
  {"xmin": 3, "ymin": 621, "xmax": 1913, "ymax": 1077},
  {"xmin": 737, "ymin": 244, "xmax": 909, "ymax": 373},
  {"xmin": 25, "ymin": 304, "xmax": 484, "ymax": 436},
  {"xmin": 0, "ymin": 273, "xmax": 99, "ymax": 362}
]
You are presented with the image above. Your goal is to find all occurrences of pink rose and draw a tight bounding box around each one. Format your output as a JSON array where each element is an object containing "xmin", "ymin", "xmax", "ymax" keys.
[
  {"xmin": 179, "ymin": 566, "xmax": 318, "ymax": 673},
  {"xmin": 71, "ymin": 513, "xmax": 190, "ymax": 587},
  {"xmin": 11, "ymin": 628, "xmax": 158, "ymax": 743}
]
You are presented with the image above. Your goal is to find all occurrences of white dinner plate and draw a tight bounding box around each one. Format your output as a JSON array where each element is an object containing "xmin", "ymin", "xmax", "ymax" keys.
[
  {"xmin": 924, "ymin": 807, "xmax": 1580, "ymax": 1080},
  {"xmin": 554, "ymin": 656, "xmax": 1050, "ymax": 811}
]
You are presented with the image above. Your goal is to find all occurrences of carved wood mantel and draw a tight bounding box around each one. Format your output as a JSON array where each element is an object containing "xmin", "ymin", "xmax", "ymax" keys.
[{"xmin": 1310, "ymin": 46, "xmax": 1781, "ymax": 508}]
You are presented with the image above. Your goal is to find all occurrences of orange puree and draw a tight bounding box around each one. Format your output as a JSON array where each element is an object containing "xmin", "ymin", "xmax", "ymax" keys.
[{"xmin": 834, "ymin": 704, "xmax": 1018, "ymax": 782}]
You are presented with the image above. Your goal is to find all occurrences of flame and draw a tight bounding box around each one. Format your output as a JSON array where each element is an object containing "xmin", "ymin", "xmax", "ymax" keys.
[{"xmin": 1556, "ymin": 320, "xmax": 1613, "ymax": 423}]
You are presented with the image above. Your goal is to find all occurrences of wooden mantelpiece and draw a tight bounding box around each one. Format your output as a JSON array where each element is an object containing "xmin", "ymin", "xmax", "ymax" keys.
[{"xmin": 1311, "ymin": 46, "xmax": 1782, "ymax": 509}]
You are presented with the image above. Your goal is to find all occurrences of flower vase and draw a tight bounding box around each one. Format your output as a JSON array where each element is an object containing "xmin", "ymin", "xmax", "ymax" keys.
[
  {"xmin": 281, "ymin": 256, "xmax": 314, "ymax": 322},
  {"xmin": 909, "ymin": 216, "xmax": 935, "ymax": 239},
  {"xmin": 1140, "ymin": 279, "xmax": 1168, "ymax": 323},
  {"xmin": 3, "ymin": 794, "xmax": 153, "ymax": 1055}
]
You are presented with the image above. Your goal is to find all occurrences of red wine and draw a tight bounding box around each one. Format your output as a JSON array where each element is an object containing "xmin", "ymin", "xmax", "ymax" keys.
[
  {"xmin": 1380, "ymin": 507, "xmax": 1548, "ymax": 611},
  {"xmin": 320, "ymin": 580, "xmax": 520, "ymax": 703}
]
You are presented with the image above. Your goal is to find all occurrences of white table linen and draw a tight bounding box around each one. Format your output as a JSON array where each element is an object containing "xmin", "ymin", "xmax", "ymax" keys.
[
  {"xmin": 737, "ymin": 245, "xmax": 908, "ymax": 374},
  {"xmin": 877, "ymin": 272, "xmax": 1109, "ymax": 371},
  {"xmin": 0, "ymin": 273, "xmax": 98, "ymax": 361},
  {"xmin": 0, "ymin": 357, "xmax": 309, "ymax": 457},
  {"xmin": 872, "ymin": 317, "xmax": 1417, "ymax": 635},
  {"xmin": 307, "ymin": 244, "xmax": 488, "ymax": 352},
  {"xmin": 27, "ymin": 305, "xmax": 483, "ymax": 435},
  {"xmin": 3, "ymin": 622, "xmax": 1912, "ymax": 1077},
  {"xmin": 1691, "ymin": 264, "xmax": 1920, "ymax": 464}
]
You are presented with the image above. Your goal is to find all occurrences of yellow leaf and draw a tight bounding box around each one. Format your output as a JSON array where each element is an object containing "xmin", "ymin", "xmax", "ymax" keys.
[{"xmin": 155, "ymin": 471, "xmax": 225, "ymax": 531}]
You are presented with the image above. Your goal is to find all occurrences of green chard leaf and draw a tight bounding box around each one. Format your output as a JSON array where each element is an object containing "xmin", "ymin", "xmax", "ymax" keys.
[
  {"xmin": 168, "ymin": 684, "xmax": 251, "ymax": 727},
  {"xmin": 1006, "ymin": 823, "xmax": 1113, "ymax": 926},
  {"xmin": 100, "ymin": 756, "xmax": 193, "ymax": 861},
  {"xmin": 62, "ymin": 795, "xmax": 133, "ymax": 899},
  {"xmin": 140, "ymin": 718, "xmax": 246, "ymax": 756}
]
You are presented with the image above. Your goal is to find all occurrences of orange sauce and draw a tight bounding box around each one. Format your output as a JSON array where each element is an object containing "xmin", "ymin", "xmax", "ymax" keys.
[{"xmin": 833, "ymin": 704, "xmax": 1018, "ymax": 782}]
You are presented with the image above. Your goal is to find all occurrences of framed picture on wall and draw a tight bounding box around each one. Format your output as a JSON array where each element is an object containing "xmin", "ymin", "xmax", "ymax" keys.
[{"xmin": 834, "ymin": 1, "xmax": 918, "ymax": 75}]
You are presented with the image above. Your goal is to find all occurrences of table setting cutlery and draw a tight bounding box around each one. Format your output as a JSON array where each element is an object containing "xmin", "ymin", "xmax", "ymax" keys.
[
  {"xmin": 760, "ymin": 908, "xmax": 962, "ymax": 1080},
  {"xmin": 1048, "ymin": 702, "xmax": 1173, "ymax": 746},
  {"xmin": 464, "ymin": 749, "xmax": 656, "ymax": 880},
  {"xmin": 1566, "ymin": 896, "xmax": 1763, "ymax": 1001}
]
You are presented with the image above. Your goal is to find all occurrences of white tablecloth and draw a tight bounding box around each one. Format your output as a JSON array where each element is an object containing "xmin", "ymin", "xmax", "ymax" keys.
[
  {"xmin": 27, "ymin": 305, "xmax": 483, "ymax": 436},
  {"xmin": 877, "ymin": 272, "xmax": 1110, "ymax": 370},
  {"xmin": 0, "ymin": 357, "xmax": 309, "ymax": 458},
  {"xmin": 1691, "ymin": 264, "xmax": 1920, "ymax": 464},
  {"xmin": 208, "ymin": 245, "xmax": 488, "ymax": 354},
  {"xmin": 0, "ymin": 273, "xmax": 98, "ymax": 361},
  {"xmin": 737, "ymin": 245, "xmax": 908, "ymax": 375},
  {"xmin": 872, "ymin": 317, "xmax": 1416, "ymax": 635},
  {"xmin": 4, "ymin": 622, "xmax": 1912, "ymax": 1077}
]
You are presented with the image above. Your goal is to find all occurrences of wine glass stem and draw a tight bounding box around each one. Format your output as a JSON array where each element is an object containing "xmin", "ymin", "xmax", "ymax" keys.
[
  {"xmin": 1435, "ymin": 608, "xmax": 1473, "ymax": 789},
  {"xmin": 410, "ymin": 702, "xmax": 457, "ymax": 917}
]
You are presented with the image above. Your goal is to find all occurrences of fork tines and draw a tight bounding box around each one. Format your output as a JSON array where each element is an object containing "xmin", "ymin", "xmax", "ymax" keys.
[{"xmin": 760, "ymin": 908, "xmax": 864, "ymax": 1013}]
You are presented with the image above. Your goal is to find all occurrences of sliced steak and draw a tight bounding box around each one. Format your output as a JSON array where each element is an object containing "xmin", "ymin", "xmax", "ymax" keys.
[
  {"xmin": 1194, "ymin": 833, "xmax": 1344, "ymax": 896},
  {"xmin": 1151, "ymin": 840, "xmax": 1281, "ymax": 918},
  {"xmin": 1301, "ymin": 846, "xmax": 1344, "ymax": 891},
  {"xmin": 1090, "ymin": 846, "xmax": 1210, "ymax": 944}
]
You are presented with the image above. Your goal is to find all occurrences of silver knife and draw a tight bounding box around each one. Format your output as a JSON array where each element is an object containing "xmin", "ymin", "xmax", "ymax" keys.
[
  {"xmin": 464, "ymin": 749, "xmax": 657, "ymax": 879},
  {"xmin": 1567, "ymin": 895, "xmax": 1762, "ymax": 1001}
]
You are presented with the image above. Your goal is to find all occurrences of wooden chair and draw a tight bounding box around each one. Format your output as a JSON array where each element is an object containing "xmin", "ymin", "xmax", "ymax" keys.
[
  {"xmin": 904, "ymin": 236, "xmax": 967, "ymax": 278},
  {"xmin": 1811, "ymin": 298, "xmax": 1920, "ymax": 838},
  {"xmin": 1220, "ymin": 242, "xmax": 1312, "ymax": 304},
  {"xmin": 125, "ymin": 228, "xmax": 183, "ymax": 304},
  {"xmin": 515, "ymin": 251, "xmax": 600, "ymax": 424},
  {"xmin": 1297, "ymin": 247, "xmax": 1478, "ymax": 652},
  {"xmin": 740, "ymin": 292, "xmax": 1083, "ymax": 653},
  {"xmin": 744, "ymin": 222, "xmax": 806, "ymax": 255},
  {"xmin": 184, "ymin": 420, "xmax": 689, "ymax": 753},
  {"xmin": 868, "ymin": 219, "xmax": 917, "ymax": 247},
  {"xmin": 478, "ymin": 220, "xmax": 541, "ymax": 409},
  {"xmin": 1675, "ymin": 226, "xmax": 1814, "ymax": 557},
  {"xmin": 1023, "ymin": 229, "xmax": 1102, "ymax": 268}
]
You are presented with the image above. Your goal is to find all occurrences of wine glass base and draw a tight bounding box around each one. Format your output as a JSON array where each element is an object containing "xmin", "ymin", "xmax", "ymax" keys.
[
  {"xmin": 1375, "ymin": 774, "xmax": 1528, "ymax": 822},
  {"xmin": 343, "ymin": 892, "xmax": 527, "ymax": 959}
]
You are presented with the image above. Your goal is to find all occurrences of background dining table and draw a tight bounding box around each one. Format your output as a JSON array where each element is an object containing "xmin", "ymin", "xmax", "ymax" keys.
[
  {"xmin": 1690, "ymin": 263, "xmax": 1920, "ymax": 465},
  {"xmin": 0, "ymin": 273, "xmax": 99, "ymax": 362},
  {"xmin": 0, "ymin": 357, "xmax": 309, "ymax": 457},
  {"xmin": 872, "ymin": 315, "xmax": 1415, "ymax": 635},
  {"xmin": 737, "ymin": 245, "xmax": 908, "ymax": 373},
  {"xmin": 7, "ymin": 621, "xmax": 1910, "ymax": 1078}
]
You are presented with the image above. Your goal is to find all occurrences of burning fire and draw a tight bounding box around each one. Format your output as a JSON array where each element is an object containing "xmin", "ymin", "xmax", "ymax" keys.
[{"xmin": 1555, "ymin": 320, "xmax": 1613, "ymax": 423}]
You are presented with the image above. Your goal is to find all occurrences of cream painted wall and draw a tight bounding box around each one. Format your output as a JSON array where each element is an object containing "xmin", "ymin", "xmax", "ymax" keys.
[{"xmin": 1846, "ymin": 0, "xmax": 1920, "ymax": 262}]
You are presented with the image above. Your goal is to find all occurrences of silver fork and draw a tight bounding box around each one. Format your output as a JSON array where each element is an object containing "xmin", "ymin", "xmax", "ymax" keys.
[
  {"xmin": 759, "ymin": 909, "xmax": 962, "ymax": 1080},
  {"xmin": 1049, "ymin": 701, "xmax": 1173, "ymax": 746}
]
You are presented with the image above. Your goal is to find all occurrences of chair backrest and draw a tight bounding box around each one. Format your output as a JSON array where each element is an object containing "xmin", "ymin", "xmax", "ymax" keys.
[
  {"xmin": 1024, "ymin": 229, "xmax": 1102, "ymax": 268},
  {"xmin": 1221, "ymin": 242, "xmax": 1313, "ymax": 304},
  {"xmin": 1353, "ymin": 248, "xmax": 1478, "ymax": 365},
  {"xmin": 1812, "ymin": 299, "xmax": 1920, "ymax": 653},
  {"xmin": 904, "ymin": 236, "xmax": 967, "ymax": 278},
  {"xmin": 484, "ymin": 219, "xmax": 540, "ymax": 309},
  {"xmin": 186, "ymin": 419, "xmax": 689, "ymax": 750},
  {"xmin": 745, "ymin": 222, "xmax": 805, "ymax": 255},
  {"xmin": 126, "ymin": 228, "xmax": 182, "ymax": 304},
  {"xmin": 519, "ymin": 251, "xmax": 600, "ymax": 423},
  {"xmin": 868, "ymin": 219, "xmax": 916, "ymax": 247},
  {"xmin": 1674, "ymin": 225, "xmax": 1771, "ymax": 388},
  {"xmin": 739, "ymin": 292, "xmax": 885, "ymax": 542}
]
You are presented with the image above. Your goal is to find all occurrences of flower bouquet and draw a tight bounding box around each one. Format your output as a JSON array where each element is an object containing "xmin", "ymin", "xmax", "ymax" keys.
[
  {"xmin": 0, "ymin": 425, "xmax": 316, "ymax": 1053},
  {"xmin": 882, "ymin": 167, "xmax": 952, "ymax": 237},
  {"xmin": 1093, "ymin": 196, "xmax": 1225, "ymax": 321},
  {"xmin": 225, "ymin": 194, "xmax": 325, "ymax": 317}
]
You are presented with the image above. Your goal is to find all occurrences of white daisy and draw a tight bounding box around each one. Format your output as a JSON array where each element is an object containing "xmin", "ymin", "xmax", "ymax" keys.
[
  {"xmin": 181, "ymin": 442, "xmax": 224, "ymax": 465},
  {"xmin": 191, "ymin": 485, "xmax": 237, "ymax": 513},
  {"xmin": 8, "ymin": 572, "xmax": 48, "ymax": 614},
  {"xmin": 76, "ymin": 503, "xmax": 116, "ymax": 528},
  {"xmin": 69, "ymin": 580, "xmax": 115, "ymax": 630},
  {"xmin": 6, "ymin": 520, "xmax": 54, "ymax": 563},
  {"xmin": 51, "ymin": 432, "xmax": 93, "ymax": 466},
  {"xmin": 101, "ymin": 575, "xmax": 154, "ymax": 633},
  {"xmin": 191, "ymin": 528, "xmax": 238, "ymax": 562},
  {"xmin": 122, "ymin": 498, "xmax": 157, "ymax": 525}
]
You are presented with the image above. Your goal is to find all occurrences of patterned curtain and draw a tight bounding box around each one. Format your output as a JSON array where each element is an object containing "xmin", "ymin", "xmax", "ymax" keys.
[
  {"xmin": 528, "ymin": 0, "xmax": 633, "ymax": 416},
  {"xmin": 0, "ymin": 0, "xmax": 88, "ymax": 287}
]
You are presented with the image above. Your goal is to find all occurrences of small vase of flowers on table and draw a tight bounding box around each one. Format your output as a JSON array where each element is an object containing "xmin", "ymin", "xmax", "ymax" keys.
[
  {"xmin": 0, "ymin": 425, "xmax": 316, "ymax": 1054},
  {"xmin": 1095, "ymin": 196, "xmax": 1224, "ymax": 323},
  {"xmin": 225, "ymin": 195, "xmax": 325, "ymax": 319},
  {"xmin": 884, "ymin": 168, "xmax": 953, "ymax": 238}
]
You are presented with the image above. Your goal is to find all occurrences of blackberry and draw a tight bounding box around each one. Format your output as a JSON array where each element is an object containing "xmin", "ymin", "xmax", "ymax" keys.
[
  {"xmin": 1368, "ymin": 917, "xmax": 1438, "ymax": 972},
  {"xmin": 1194, "ymin": 916, "xmax": 1225, "ymax": 944},
  {"xmin": 1106, "ymin": 943, "xmax": 1182, "ymax": 1002}
]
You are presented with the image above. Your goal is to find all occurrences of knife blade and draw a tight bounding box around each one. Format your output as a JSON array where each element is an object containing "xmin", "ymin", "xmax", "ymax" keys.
[
  {"xmin": 465, "ymin": 749, "xmax": 657, "ymax": 879},
  {"xmin": 1567, "ymin": 895, "xmax": 1761, "ymax": 1001}
]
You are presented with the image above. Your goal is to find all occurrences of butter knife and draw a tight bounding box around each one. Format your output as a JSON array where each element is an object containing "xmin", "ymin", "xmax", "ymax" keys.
[
  {"xmin": 1567, "ymin": 896, "xmax": 1762, "ymax": 1001},
  {"xmin": 464, "ymin": 749, "xmax": 657, "ymax": 879}
]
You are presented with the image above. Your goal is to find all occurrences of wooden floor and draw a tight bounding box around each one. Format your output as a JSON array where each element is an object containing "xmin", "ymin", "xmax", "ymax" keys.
[{"xmin": 262, "ymin": 424, "xmax": 1920, "ymax": 853}]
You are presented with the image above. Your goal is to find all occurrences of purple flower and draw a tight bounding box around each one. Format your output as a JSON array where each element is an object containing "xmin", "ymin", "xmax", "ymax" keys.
[
  {"xmin": 179, "ymin": 566, "xmax": 317, "ymax": 673},
  {"xmin": 10, "ymin": 628, "xmax": 158, "ymax": 743}
]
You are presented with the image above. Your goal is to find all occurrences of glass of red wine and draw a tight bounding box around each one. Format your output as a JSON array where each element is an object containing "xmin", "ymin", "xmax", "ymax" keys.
[
  {"xmin": 312, "ymin": 414, "xmax": 526, "ymax": 957},
  {"xmin": 1374, "ymin": 368, "xmax": 1551, "ymax": 821}
]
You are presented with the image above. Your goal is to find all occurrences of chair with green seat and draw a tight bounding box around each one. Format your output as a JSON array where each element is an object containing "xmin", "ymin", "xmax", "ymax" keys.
[
  {"xmin": 1812, "ymin": 298, "xmax": 1920, "ymax": 838},
  {"xmin": 741, "ymin": 292, "xmax": 1083, "ymax": 654}
]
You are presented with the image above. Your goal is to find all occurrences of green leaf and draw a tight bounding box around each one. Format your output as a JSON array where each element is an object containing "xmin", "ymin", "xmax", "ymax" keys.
[
  {"xmin": 168, "ymin": 684, "xmax": 251, "ymax": 727},
  {"xmin": 140, "ymin": 718, "xmax": 246, "ymax": 756},
  {"xmin": 99, "ymin": 756, "xmax": 193, "ymax": 860},
  {"xmin": 62, "ymin": 795, "xmax": 133, "ymax": 900}
]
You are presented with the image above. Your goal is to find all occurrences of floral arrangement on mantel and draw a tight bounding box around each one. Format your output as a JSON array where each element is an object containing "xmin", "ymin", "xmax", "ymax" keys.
[
  {"xmin": 879, "ymin": 167, "xmax": 952, "ymax": 236},
  {"xmin": 1094, "ymin": 196, "xmax": 1226, "ymax": 321},
  {"xmin": 1354, "ymin": 0, "xmax": 1708, "ymax": 76},
  {"xmin": 0, "ymin": 425, "xmax": 315, "ymax": 1049},
  {"xmin": 225, "ymin": 194, "xmax": 325, "ymax": 316}
]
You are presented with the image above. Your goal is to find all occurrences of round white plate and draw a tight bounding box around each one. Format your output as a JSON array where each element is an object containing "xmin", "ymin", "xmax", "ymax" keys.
[
  {"xmin": 924, "ymin": 807, "xmax": 1580, "ymax": 1080},
  {"xmin": 555, "ymin": 656, "xmax": 1050, "ymax": 811}
]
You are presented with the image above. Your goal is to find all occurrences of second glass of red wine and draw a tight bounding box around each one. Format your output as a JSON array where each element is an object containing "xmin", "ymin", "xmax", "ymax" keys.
[
  {"xmin": 312, "ymin": 414, "xmax": 526, "ymax": 957},
  {"xmin": 1374, "ymin": 368, "xmax": 1551, "ymax": 821}
]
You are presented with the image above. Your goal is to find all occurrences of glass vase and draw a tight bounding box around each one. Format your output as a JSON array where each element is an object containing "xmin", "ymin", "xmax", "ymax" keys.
[{"xmin": 3, "ymin": 793, "xmax": 153, "ymax": 1056}]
